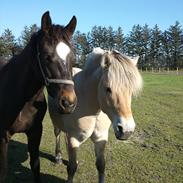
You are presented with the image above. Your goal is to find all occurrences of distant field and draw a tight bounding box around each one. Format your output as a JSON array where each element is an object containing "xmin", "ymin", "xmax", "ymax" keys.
[{"xmin": 7, "ymin": 73, "xmax": 183, "ymax": 183}]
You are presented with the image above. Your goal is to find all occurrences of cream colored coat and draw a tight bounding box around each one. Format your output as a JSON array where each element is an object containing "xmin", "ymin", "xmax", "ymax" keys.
[{"xmin": 49, "ymin": 67, "xmax": 111, "ymax": 148}]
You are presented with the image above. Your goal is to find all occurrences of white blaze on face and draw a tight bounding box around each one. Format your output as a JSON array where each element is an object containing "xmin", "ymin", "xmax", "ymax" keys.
[{"xmin": 56, "ymin": 42, "xmax": 71, "ymax": 64}]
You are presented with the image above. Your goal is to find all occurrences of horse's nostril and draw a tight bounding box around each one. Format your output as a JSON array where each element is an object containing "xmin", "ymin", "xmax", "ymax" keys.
[
  {"xmin": 60, "ymin": 98, "xmax": 76, "ymax": 109},
  {"xmin": 117, "ymin": 125, "xmax": 123, "ymax": 133},
  {"xmin": 61, "ymin": 99, "xmax": 70, "ymax": 108}
]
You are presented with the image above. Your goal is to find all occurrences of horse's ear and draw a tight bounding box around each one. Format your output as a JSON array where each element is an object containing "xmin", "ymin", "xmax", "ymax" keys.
[
  {"xmin": 102, "ymin": 53, "xmax": 111, "ymax": 69},
  {"xmin": 41, "ymin": 11, "xmax": 52, "ymax": 32},
  {"xmin": 64, "ymin": 16, "xmax": 77, "ymax": 39},
  {"xmin": 131, "ymin": 56, "xmax": 139, "ymax": 66}
]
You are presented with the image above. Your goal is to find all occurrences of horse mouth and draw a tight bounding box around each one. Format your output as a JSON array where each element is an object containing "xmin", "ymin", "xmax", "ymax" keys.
[
  {"xmin": 58, "ymin": 104, "xmax": 76, "ymax": 114},
  {"xmin": 114, "ymin": 126, "xmax": 133, "ymax": 140},
  {"xmin": 115, "ymin": 132, "xmax": 133, "ymax": 140},
  {"xmin": 58, "ymin": 98, "xmax": 77, "ymax": 114}
]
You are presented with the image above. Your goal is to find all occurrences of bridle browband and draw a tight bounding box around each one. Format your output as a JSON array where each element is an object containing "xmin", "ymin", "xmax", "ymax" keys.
[{"xmin": 36, "ymin": 44, "xmax": 74, "ymax": 86}]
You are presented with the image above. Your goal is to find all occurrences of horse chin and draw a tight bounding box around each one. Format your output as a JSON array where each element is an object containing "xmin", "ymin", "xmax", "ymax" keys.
[
  {"xmin": 60, "ymin": 107, "xmax": 75, "ymax": 114},
  {"xmin": 115, "ymin": 131, "xmax": 133, "ymax": 140}
]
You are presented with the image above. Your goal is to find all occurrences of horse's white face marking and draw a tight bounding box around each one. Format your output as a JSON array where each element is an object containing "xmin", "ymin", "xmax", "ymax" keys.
[{"xmin": 56, "ymin": 42, "xmax": 70, "ymax": 64}]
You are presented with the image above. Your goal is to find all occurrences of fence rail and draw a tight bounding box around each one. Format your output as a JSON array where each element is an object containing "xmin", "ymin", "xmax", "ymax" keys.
[{"xmin": 141, "ymin": 67, "xmax": 183, "ymax": 75}]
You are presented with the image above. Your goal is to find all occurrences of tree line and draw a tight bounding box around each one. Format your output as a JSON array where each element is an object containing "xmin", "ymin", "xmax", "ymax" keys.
[{"xmin": 0, "ymin": 21, "xmax": 183, "ymax": 69}]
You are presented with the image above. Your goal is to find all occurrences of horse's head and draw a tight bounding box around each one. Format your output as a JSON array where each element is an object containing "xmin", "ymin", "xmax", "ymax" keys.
[
  {"xmin": 37, "ymin": 11, "xmax": 77, "ymax": 113},
  {"xmin": 97, "ymin": 49, "xmax": 143, "ymax": 140}
]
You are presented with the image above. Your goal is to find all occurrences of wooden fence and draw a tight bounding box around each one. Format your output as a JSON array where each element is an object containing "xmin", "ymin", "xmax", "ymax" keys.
[{"xmin": 141, "ymin": 67, "xmax": 183, "ymax": 75}]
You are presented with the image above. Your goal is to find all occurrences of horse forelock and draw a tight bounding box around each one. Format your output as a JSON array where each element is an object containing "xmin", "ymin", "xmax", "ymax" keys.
[
  {"xmin": 104, "ymin": 51, "xmax": 143, "ymax": 96},
  {"xmin": 52, "ymin": 25, "xmax": 67, "ymax": 41}
]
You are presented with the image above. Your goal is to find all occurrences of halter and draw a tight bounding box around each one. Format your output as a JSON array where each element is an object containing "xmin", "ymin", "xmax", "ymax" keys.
[{"xmin": 36, "ymin": 44, "xmax": 74, "ymax": 86}]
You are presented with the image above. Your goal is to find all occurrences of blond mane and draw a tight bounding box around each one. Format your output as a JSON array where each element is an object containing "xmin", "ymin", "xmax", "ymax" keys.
[
  {"xmin": 84, "ymin": 47, "xmax": 143, "ymax": 96},
  {"xmin": 106, "ymin": 51, "xmax": 143, "ymax": 96}
]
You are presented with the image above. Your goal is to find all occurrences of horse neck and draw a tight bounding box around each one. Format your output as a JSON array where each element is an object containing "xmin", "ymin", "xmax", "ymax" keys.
[
  {"xmin": 77, "ymin": 67, "xmax": 103, "ymax": 114},
  {"xmin": 0, "ymin": 39, "xmax": 43, "ymax": 123},
  {"xmin": 13, "ymin": 40, "xmax": 42, "ymax": 91},
  {"xmin": 19, "ymin": 44, "xmax": 43, "ymax": 97}
]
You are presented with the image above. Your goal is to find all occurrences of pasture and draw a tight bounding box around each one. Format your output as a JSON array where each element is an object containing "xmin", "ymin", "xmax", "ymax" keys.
[{"xmin": 7, "ymin": 73, "xmax": 183, "ymax": 183}]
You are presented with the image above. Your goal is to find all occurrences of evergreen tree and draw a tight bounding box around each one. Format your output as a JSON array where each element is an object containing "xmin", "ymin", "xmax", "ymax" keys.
[
  {"xmin": 99, "ymin": 26, "xmax": 108, "ymax": 49},
  {"xmin": 1, "ymin": 29, "xmax": 16, "ymax": 59},
  {"xmin": 141, "ymin": 24, "xmax": 151, "ymax": 68},
  {"xmin": 107, "ymin": 26, "xmax": 115, "ymax": 50},
  {"xmin": 126, "ymin": 24, "xmax": 144, "ymax": 68},
  {"xmin": 114, "ymin": 27, "xmax": 125, "ymax": 53},
  {"xmin": 179, "ymin": 34, "xmax": 183, "ymax": 68},
  {"xmin": 73, "ymin": 31, "xmax": 90, "ymax": 67},
  {"xmin": 90, "ymin": 26, "xmax": 103, "ymax": 48},
  {"xmin": 161, "ymin": 30, "xmax": 171, "ymax": 68},
  {"xmin": 149, "ymin": 24, "xmax": 162, "ymax": 68},
  {"xmin": 19, "ymin": 24, "xmax": 39, "ymax": 48},
  {"xmin": 167, "ymin": 21, "xmax": 182, "ymax": 69},
  {"xmin": 0, "ymin": 36, "xmax": 5, "ymax": 56}
]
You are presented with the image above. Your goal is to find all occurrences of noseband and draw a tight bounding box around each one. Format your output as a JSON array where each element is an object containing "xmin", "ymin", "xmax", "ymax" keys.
[{"xmin": 36, "ymin": 44, "xmax": 74, "ymax": 86}]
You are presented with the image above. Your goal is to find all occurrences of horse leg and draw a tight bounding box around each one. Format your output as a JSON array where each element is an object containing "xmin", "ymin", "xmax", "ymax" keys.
[
  {"xmin": 0, "ymin": 136, "xmax": 8, "ymax": 183},
  {"xmin": 26, "ymin": 122, "xmax": 42, "ymax": 183},
  {"xmin": 54, "ymin": 127, "xmax": 62, "ymax": 164},
  {"xmin": 94, "ymin": 141, "xmax": 106, "ymax": 183},
  {"xmin": 26, "ymin": 100, "xmax": 47, "ymax": 183},
  {"xmin": 66, "ymin": 136, "xmax": 78, "ymax": 183}
]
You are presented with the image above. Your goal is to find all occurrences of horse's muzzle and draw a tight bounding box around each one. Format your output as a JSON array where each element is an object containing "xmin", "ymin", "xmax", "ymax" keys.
[
  {"xmin": 113, "ymin": 116, "xmax": 136, "ymax": 140},
  {"xmin": 58, "ymin": 85, "xmax": 77, "ymax": 114},
  {"xmin": 115, "ymin": 126, "xmax": 133, "ymax": 140}
]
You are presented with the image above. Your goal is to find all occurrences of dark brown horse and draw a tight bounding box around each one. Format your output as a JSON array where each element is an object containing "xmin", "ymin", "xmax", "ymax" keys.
[{"xmin": 0, "ymin": 11, "xmax": 77, "ymax": 183}]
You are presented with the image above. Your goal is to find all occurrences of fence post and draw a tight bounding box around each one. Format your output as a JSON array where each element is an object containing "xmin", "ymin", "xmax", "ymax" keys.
[
  {"xmin": 152, "ymin": 67, "xmax": 153, "ymax": 73},
  {"xmin": 167, "ymin": 68, "xmax": 169, "ymax": 74},
  {"xmin": 146, "ymin": 67, "xmax": 147, "ymax": 72},
  {"xmin": 177, "ymin": 67, "xmax": 179, "ymax": 75},
  {"xmin": 159, "ymin": 68, "xmax": 160, "ymax": 73}
]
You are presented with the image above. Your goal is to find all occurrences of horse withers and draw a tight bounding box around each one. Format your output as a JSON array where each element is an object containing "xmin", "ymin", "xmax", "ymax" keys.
[
  {"xmin": 0, "ymin": 11, "xmax": 77, "ymax": 183},
  {"xmin": 49, "ymin": 48, "xmax": 143, "ymax": 183}
]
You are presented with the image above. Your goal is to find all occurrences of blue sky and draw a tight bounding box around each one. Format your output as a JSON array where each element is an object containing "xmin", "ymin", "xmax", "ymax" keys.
[{"xmin": 1, "ymin": 0, "xmax": 183, "ymax": 38}]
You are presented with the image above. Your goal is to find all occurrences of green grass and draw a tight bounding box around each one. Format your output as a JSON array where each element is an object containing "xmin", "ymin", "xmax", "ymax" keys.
[{"xmin": 7, "ymin": 73, "xmax": 183, "ymax": 183}]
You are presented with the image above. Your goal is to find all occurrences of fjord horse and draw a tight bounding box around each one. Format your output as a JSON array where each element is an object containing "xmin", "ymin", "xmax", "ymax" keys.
[
  {"xmin": 0, "ymin": 11, "xmax": 77, "ymax": 183},
  {"xmin": 49, "ymin": 48, "xmax": 143, "ymax": 183}
]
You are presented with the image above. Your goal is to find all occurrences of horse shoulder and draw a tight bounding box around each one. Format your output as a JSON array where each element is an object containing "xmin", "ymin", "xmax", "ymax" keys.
[
  {"xmin": 9, "ymin": 89, "xmax": 45, "ymax": 133},
  {"xmin": 91, "ymin": 111, "xmax": 111, "ymax": 142}
]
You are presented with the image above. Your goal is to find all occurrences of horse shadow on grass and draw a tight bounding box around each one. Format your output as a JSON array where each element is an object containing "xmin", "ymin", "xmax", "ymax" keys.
[{"xmin": 6, "ymin": 140, "xmax": 68, "ymax": 183}]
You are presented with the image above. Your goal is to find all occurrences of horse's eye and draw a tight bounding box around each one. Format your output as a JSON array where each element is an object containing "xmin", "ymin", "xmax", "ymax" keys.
[{"xmin": 106, "ymin": 87, "xmax": 112, "ymax": 94}]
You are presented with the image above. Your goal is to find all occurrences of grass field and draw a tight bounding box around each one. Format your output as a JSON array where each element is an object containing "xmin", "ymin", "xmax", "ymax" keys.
[{"xmin": 6, "ymin": 73, "xmax": 183, "ymax": 183}]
